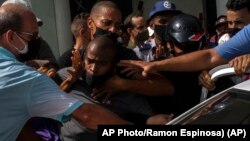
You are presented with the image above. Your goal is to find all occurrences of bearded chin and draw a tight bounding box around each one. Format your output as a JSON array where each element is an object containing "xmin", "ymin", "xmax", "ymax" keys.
[{"xmin": 85, "ymin": 71, "xmax": 113, "ymax": 88}]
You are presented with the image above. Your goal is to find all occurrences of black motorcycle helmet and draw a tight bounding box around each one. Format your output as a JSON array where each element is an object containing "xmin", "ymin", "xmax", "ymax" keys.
[{"xmin": 166, "ymin": 13, "xmax": 205, "ymax": 52}]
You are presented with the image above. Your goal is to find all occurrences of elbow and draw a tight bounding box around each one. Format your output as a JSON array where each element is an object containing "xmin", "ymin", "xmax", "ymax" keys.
[
  {"xmin": 72, "ymin": 103, "xmax": 98, "ymax": 130},
  {"xmin": 72, "ymin": 103, "xmax": 131, "ymax": 130}
]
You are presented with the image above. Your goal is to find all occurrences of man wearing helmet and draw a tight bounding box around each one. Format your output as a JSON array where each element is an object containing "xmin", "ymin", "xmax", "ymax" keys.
[
  {"xmin": 147, "ymin": 13, "xmax": 205, "ymax": 116},
  {"xmin": 166, "ymin": 13, "xmax": 206, "ymax": 56}
]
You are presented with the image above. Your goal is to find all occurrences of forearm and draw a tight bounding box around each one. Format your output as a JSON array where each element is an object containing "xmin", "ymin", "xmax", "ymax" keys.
[
  {"xmin": 154, "ymin": 49, "xmax": 228, "ymax": 72},
  {"xmin": 72, "ymin": 103, "xmax": 131, "ymax": 131},
  {"xmin": 121, "ymin": 74, "xmax": 174, "ymax": 96}
]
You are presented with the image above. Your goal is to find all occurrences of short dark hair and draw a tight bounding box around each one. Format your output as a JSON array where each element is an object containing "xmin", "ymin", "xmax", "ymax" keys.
[
  {"xmin": 124, "ymin": 12, "xmax": 143, "ymax": 30},
  {"xmin": 0, "ymin": 6, "xmax": 23, "ymax": 36},
  {"xmin": 90, "ymin": 1, "xmax": 120, "ymax": 17},
  {"xmin": 71, "ymin": 12, "xmax": 89, "ymax": 38},
  {"xmin": 226, "ymin": 0, "xmax": 250, "ymax": 11}
]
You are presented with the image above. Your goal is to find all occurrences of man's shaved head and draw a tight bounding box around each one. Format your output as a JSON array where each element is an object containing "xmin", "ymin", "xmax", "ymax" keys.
[
  {"xmin": 90, "ymin": 1, "xmax": 120, "ymax": 17},
  {"xmin": 0, "ymin": 4, "xmax": 36, "ymax": 36},
  {"xmin": 87, "ymin": 35, "xmax": 116, "ymax": 56},
  {"xmin": 85, "ymin": 35, "xmax": 117, "ymax": 81}
]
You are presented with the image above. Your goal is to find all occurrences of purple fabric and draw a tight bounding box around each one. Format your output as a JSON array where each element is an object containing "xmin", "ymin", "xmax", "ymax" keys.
[{"xmin": 28, "ymin": 117, "xmax": 62, "ymax": 141}]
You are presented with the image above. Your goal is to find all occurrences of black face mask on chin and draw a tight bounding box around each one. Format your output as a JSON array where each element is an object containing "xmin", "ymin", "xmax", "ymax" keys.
[
  {"xmin": 19, "ymin": 38, "xmax": 41, "ymax": 62},
  {"xmin": 85, "ymin": 71, "xmax": 113, "ymax": 88}
]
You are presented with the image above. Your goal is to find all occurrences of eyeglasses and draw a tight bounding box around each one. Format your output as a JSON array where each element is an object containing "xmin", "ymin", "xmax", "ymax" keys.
[{"xmin": 17, "ymin": 31, "xmax": 39, "ymax": 41}]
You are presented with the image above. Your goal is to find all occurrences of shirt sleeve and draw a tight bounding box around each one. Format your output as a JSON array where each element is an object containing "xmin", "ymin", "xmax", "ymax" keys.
[
  {"xmin": 215, "ymin": 24, "xmax": 250, "ymax": 60},
  {"xmin": 29, "ymin": 74, "xmax": 83, "ymax": 122}
]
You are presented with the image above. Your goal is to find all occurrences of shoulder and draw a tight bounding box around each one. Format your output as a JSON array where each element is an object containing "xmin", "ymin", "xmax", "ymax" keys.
[{"xmin": 0, "ymin": 60, "xmax": 41, "ymax": 79}]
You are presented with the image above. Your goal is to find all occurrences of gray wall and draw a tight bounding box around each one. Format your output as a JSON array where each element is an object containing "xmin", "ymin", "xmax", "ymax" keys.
[
  {"xmin": 30, "ymin": 0, "xmax": 72, "ymax": 60},
  {"xmin": 216, "ymin": 0, "xmax": 227, "ymax": 16}
]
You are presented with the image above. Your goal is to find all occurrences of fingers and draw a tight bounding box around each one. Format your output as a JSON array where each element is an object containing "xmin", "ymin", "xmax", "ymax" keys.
[
  {"xmin": 142, "ymin": 70, "xmax": 149, "ymax": 77},
  {"xmin": 38, "ymin": 67, "xmax": 49, "ymax": 73},
  {"xmin": 119, "ymin": 60, "xmax": 157, "ymax": 77},
  {"xmin": 121, "ymin": 67, "xmax": 140, "ymax": 77},
  {"xmin": 67, "ymin": 67, "xmax": 76, "ymax": 74},
  {"xmin": 230, "ymin": 56, "xmax": 244, "ymax": 75},
  {"xmin": 91, "ymin": 88, "xmax": 108, "ymax": 100},
  {"xmin": 230, "ymin": 54, "xmax": 250, "ymax": 75},
  {"xmin": 198, "ymin": 71, "xmax": 215, "ymax": 91},
  {"xmin": 154, "ymin": 45, "xmax": 166, "ymax": 60},
  {"xmin": 71, "ymin": 50, "xmax": 82, "ymax": 69},
  {"xmin": 118, "ymin": 60, "xmax": 145, "ymax": 68},
  {"xmin": 242, "ymin": 55, "xmax": 250, "ymax": 73},
  {"xmin": 46, "ymin": 68, "xmax": 56, "ymax": 78},
  {"xmin": 102, "ymin": 94, "xmax": 111, "ymax": 104}
]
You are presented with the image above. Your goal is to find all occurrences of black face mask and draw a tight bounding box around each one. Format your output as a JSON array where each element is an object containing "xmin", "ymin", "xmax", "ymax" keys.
[
  {"xmin": 228, "ymin": 28, "xmax": 241, "ymax": 37},
  {"xmin": 94, "ymin": 27, "xmax": 111, "ymax": 37},
  {"xmin": 19, "ymin": 38, "xmax": 41, "ymax": 62},
  {"xmin": 136, "ymin": 29, "xmax": 149, "ymax": 44},
  {"xmin": 94, "ymin": 27, "xmax": 120, "ymax": 42},
  {"xmin": 85, "ymin": 71, "xmax": 113, "ymax": 88}
]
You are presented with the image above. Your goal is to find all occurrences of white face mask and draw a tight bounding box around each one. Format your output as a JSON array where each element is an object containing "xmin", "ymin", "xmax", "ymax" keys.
[{"xmin": 13, "ymin": 32, "xmax": 29, "ymax": 54}]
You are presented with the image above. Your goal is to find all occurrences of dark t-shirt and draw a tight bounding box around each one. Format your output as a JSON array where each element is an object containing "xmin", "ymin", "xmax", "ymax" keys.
[
  {"xmin": 57, "ymin": 49, "xmax": 73, "ymax": 69},
  {"xmin": 69, "ymin": 75, "xmax": 152, "ymax": 119},
  {"xmin": 57, "ymin": 48, "xmax": 86, "ymax": 69},
  {"xmin": 148, "ymin": 71, "xmax": 202, "ymax": 117}
]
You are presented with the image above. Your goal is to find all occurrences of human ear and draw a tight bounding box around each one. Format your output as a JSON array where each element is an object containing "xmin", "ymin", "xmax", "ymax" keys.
[{"xmin": 5, "ymin": 30, "xmax": 15, "ymax": 44}]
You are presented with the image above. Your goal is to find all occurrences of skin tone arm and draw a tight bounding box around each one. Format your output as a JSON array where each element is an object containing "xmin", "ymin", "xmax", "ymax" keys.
[
  {"xmin": 17, "ymin": 103, "xmax": 131, "ymax": 140},
  {"xmin": 119, "ymin": 48, "xmax": 228, "ymax": 76},
  {"xmin": 122, "ymin": 72, "xmax": 174, "ymax": 96},
  {"xmin": 92, "ymin": 72, "xmax": 174, "ymax": 99},
  {"xmin": 72, "ymin": 103, "xmax": 131, "ymax": 131}
]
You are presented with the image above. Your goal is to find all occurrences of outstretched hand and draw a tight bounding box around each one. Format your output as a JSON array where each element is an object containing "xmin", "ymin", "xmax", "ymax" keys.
[{"xmin": 118, "ymin": 60, "xmax": 158, "ymax": 77}]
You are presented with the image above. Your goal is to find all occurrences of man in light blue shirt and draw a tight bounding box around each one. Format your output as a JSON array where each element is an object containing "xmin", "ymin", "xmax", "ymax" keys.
[{"xmin": 0, "ymin": 3, "xmax": 129, "ymax": 141}]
